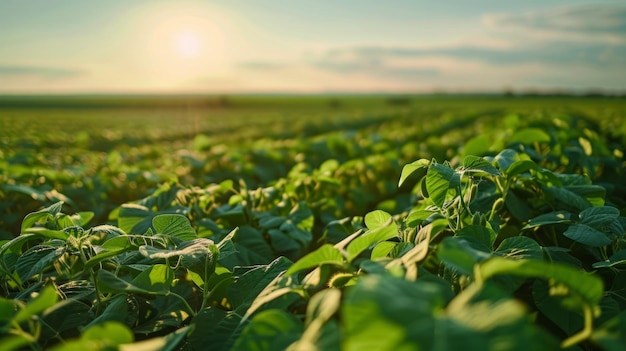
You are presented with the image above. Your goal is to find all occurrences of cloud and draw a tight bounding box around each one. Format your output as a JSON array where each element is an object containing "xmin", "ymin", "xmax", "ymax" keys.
[
  {"xmin": 225, "ymin": 4, "xmax": 626, "ymax": 92},
  {"xmin": 484, "ymin": 4, "xmax": 626, "ymax": 44},
  {"xmin": 0, "ymin": 65, "xmax": 84, "ymax": 79}
]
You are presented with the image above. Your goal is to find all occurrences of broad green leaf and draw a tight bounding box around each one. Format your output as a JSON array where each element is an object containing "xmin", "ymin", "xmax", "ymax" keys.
[
  {"xmin": 462, "ymin": 135, "xmax": 491, "ymax": 157},
  {"xmin": 567, "ymin": 185, "xmax": 606, "ymax": 207},
  {"xmin": 509, "ymin": 128, "xmax": 551, "ymax": 144},
  {"xmin": 495, "ymin": 237, "xmax": 542, "ymax": 259},
  {"xmin": 22, "ymin": 227, "xmax": 68, "ymax": 240},
  {"xmin": 506, "ymin": 160, "xmax": 539, "ymax": 178},
  {"xmin": 85, "ymin": 236, "xmax": 135, "ymax": 270},
  {"xmin": 398, "ymin": 158, "xmax": 430, "ymax": 187},
  {"xmin": 231, "ymin": 309, "xmax": 303, "ymax": 351},
  {"xmin": 152, "ymin": 214, "xmax": 196, "ymax": 240},
  {"xmin": 16, "ymin": 245, "xmax": 63, "ymax": 282},
  {"xmin": 85, "ymin": 294, "xmax": 128, "ymax": 328},
  {"xmin": 97, "ymin": 265, "xmax": 173, "ymax": 295},
  {"xmin": 285, "ymin": 244, "xmax": 344, "ymax": 276},
  {"xmin": 21, "ymin": 201, "xmax": 64, "ymax": 232},
  {"xmin": 342, "ymin": 274, "xmax": 450, "ymax": 351},
  {"xmin": 118, "ymin": 203, "xmax": 153, "ymax": 234},
  {"xmin": 405, "ymin": 209, "xmax": 437, "ymax": 228},
  {"xmin": 563, "ymin": 224, "xmax": 611, "ymax": 247},
  {"xmin": 228, "ymin": 257, "xmax": 293, "ymax": 313},
  {"xmin": 544, "ymin": 186, "xmax": 591, "ymax": 212},
  {"xmin": 493, "ymin": 149, "xmax": 521, "ymax": 172},
  {"xmin": 13, "ymin": 285, "xmax": 58, "ymax": 324},
  {"xmin": 41, "ymin": 299, "xmax": 92, "ymax": 340},
  {"xmin": 346, "ymin": 221, "xmax": 398, "ymax": 262},
  {"xmin": 455, "ymin": 225, "xmax": 496, "ymax": 250},
  {"xmin": 139, "ymin": 238, "xmax": 214, "ymax": 260},
  {"xmin": 426, "ymin": 163, "xmax": 460, "ymax": 208},
  {"xmin": 132, "ymin": 264, "xmax": 174, "ymax": 293},
  {"xmin": 461, "ymin": 155, "xmax": 501, "ymax": 176},
  {"xmin": 579, "ymin": 206, "xmax": 620, "ymax": 227},
  {"xmin": 438, "ymin": 237, "xmax": 491, "ymax": 276},
  {"xmin": 524, "ymin": 211, "xmax": 572, "ymax": 229},
  {"xmin": 364, "ymin": 210, "xmax": 391, "ymax": 229},
  {"xmin": 478, "ymin": 257, "xmax": 604, "ymax": 306},
  {"xmin": 592, "ymin": 250, "xmax": 626, "ymax": 268},
  {"xmin": 188, "ymin": 308, "xmax": 242, "ymax": 351},
  {"xmin": 371, "ymin": 241, "xmax": 396, "ymax": 260}
]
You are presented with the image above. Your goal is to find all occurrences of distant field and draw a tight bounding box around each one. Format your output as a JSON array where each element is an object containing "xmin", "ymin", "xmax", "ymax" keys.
[
  {"xmin": 1, "ymin": 95, "xmax": 626, "ymax": 350},
  {"xmin": 1, "ymin": 95, "xmax": 625, "ymax": 237}
]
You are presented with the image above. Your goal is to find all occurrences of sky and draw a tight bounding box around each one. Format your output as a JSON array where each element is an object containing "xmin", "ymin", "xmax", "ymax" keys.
[{"xmin": 0, "ymin": 0, "xmax": 624, "ymax": 94}]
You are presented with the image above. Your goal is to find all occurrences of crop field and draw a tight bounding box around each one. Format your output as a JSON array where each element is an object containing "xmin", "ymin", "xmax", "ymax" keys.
[{"xmin": 1, "ymin": 95, "xmax": 626, "ymax": 350}]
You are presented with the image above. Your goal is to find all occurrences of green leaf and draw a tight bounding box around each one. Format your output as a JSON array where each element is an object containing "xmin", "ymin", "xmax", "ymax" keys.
[
  {"xmin": 398, "ymin": 159, "xmax": 430, "ymax": 187},
  {"xmin": 495, "ymin": 237, "xmax": 542, "ymax": 259},
  {"xmin": 438, "ymin": 237, "xmax": 491, "ymax": 276},
  {"xmin": 139, "ymin": 238, "xmax": 214, "ymax": 260},
  {"xmin": 346, "ymin": 221, "xmax": 398, "ymax": 262},
  {"xmin": 188, "ymin": 309, "xmax": 242, "ymax": 351},
  {"xmin": 578, "ymin": 206, "xmax": 620, "ymax": 227},
  {"xmin": 293, "ymin": 289, "xmax": 342, "ymax": 350},
  {"xmin": 85, "ymin": 236, "xmax": 136, "ymax": 270},
  {"xmin": 478, "ymin": 257, "xmax": 604, "ymax": 306},
  {"xmin": 371, "ymin": 242, "xmax": 396, "ymax": 260},
  {"xmin": 405, "ymin": 209, "xmax": 437, "ymax": 228},
  {"xmin": 22, "ymin": 227, "xmax": 68, "ymax": 240},
  {"xmin": 118, "ymin": 204, "xmax": 153, "ymax": 234},
  {"xmin": 524, "ymin": 211, "xmax": 572, "ymax": 229},
  {"xmin": 494, "ymin": 149, "xmax": 521, "ymax": 172},
  {"xmin": 97, "ymin": 264, "xmax": 173, "ymax": 295},
  {"xmin": 13, "ymin": 285, "xmax": 58, "ymax": 324},
  {"xmin": 426, "ymin": 163, "xmax": 460, "ymax": 208},
  {"xmin": 506, "ymin": 160, "xmax": 539, "ymax": 178},
  {"xmin": 228, "ymin": 257, "xmax": 293, "ymax": 313},
  {"xmin": 364, "ymin": 210, "xmax": 392, "ymax": 229},
  {"xmin": 21, "ymin": 201, "xmax": 64, "ymax": 232},
  {"xmin": 509, "ymin": 128, "xmax": 551, "ymax": 144},
  {"xmin": 285, "ymin": 244, "xmax": 344, "ymax": 276},
  {"xmin": 16, "ymin": 245, "xmax": 63, "ymax": 282},
  {"xmin": 132, "ymin": 264, "xmax": 175, "ymax": 293},
  {"xmin": 85, "ymin": 294, "xmax": 128, "ymax": 328},
  {"xmin": 563, "ymin": 224, "xmax": 612, "ymax": 247},
  {"xmin": 462, "ymin": 135, "xmax": 491, "ymax": 157},
  {"xmin": 231, "ymin": 309, "xmax": 303, "ymax": 351},
  {"xmin": 342, "ymin": 274, "xmax": 449, "ymax": 351},
  {"xmin": 455, "ymin": 225, "xmax": 496, "ymax": 250},
  {"xmin": 461, "ymin": 155, "xmax": 501, "ymax": 176},
  {"xmin": 152, "ymin": 214, "xmax": 196, "ymax": 240},
  {"xmin": 593, "ymin": 249, "xmax": 626, "ymax": 268}
]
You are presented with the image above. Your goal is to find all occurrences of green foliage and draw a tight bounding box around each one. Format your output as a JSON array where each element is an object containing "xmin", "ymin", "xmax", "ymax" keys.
[{"xmin": 1, "ymin": 97, "xmax": 626, "ymax": 350}]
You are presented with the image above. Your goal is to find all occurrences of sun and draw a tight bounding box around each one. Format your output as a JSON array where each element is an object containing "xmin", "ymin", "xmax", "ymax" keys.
[{"xmin": 176, "ymin": 32, "xmax": 201, "ymax": 57}]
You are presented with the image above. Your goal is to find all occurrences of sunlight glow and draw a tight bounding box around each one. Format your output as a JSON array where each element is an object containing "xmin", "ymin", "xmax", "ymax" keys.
[{"xmin": 176, "ymin": 32, "xmax": 201, "ymax": 57}]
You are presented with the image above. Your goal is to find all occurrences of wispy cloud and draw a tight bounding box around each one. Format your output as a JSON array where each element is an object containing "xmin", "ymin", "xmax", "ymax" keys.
[
  {"xmin": 289, "ymin": 4, "xmax": 626, "ymax": 91},
  {"xmin": 0, "ymin": 65, "xmax": 85, "ymax": 79},
  {"xmin": 483, "ymin": 4, "xmax": 626, "ymax": 44}
]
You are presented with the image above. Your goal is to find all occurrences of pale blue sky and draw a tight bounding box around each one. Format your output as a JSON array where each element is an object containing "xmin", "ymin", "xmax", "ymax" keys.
[{"xmin": 0, "ymin": 1, "xmax": 624, "ymax": 93}]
